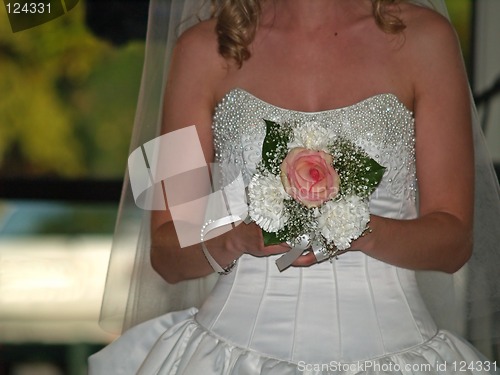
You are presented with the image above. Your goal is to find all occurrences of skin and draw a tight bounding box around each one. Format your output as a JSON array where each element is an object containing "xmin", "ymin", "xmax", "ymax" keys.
[{"xmin": 151, "ymin": 0, "xmax": 474, "ymax": 284}]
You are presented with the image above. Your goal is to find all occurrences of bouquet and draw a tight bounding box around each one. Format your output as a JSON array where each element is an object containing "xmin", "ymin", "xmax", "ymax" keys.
[{"xmin": 248, "ymin": 120, "xmax": 385, "ymax": 269}]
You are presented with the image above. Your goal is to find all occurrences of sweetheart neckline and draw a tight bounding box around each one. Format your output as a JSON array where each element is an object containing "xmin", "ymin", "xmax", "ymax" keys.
[{"xmin": 218, "ymin": 88, "xmax": 413, "ymax": 115}]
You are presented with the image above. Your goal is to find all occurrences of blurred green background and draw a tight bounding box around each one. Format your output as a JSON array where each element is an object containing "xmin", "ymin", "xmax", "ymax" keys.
[{"xmin": 0, "ymin": 0, "xmax": 144, "ymax": 179}]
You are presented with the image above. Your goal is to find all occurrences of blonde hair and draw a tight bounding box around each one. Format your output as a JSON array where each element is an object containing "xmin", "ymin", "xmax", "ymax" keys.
[{"xmin": 211, "ymin": 0, "xmax": 406, "ymax": 67}]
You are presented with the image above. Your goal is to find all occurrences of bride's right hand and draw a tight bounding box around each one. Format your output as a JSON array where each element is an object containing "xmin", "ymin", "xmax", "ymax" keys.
[{"xmin": 204, "ymin": 221, "xmax": 291, "ymax": 266}]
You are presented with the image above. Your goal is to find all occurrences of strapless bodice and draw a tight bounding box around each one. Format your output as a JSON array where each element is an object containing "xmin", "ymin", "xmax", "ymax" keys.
[
  {"xmin": 196, "ymin": 88, "xmax": 437, "ymax": 363},
  {"xmin": 212, "ymin": 88, "xmax": 418, "ymax": 220}
]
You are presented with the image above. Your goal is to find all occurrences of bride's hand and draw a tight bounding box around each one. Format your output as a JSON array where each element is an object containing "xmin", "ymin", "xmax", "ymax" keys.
[
  {"xmin": 291, "ymin": 245, "xmax": 358, "ymax": 267},
  {"xmin": 290, "ymin": 251, "xmax": 318, "ymax": 267},
  {"xmin": 203, "ymin": 222, "xmax": 291, "ymax": 268},
  {"xmin": 229, "ymin": 222, "xmax": 291, "ymax": 258},
  {"xmin": 290, "ymin": 220, "xmax": 373, "ymax": 267}
]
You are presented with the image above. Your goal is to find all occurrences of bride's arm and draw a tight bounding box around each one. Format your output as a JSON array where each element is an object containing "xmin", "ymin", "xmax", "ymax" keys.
[
  {"xmin": 150, "ymin": 22, "xmax": 287, "ymax": 284},
  {"xmin": 149, "ymin": 22, "xmax": 218, "ymax": 283},
  {"xmin": 350, "ymin": 11, "xmax": 473, "ymax": 273}
]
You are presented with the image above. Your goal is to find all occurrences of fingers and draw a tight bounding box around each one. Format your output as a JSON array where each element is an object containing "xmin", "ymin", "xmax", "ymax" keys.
[
  {"xmin": 263, "ymin": 243, "xmax": 291, "ymax": 255},
  {"xmin": 291, "ymin": 251, "xmax": 317, "ymax": 267},
  {"xmin": 248, "ymin": 242, "xmax": 290, "ymax": 257}
]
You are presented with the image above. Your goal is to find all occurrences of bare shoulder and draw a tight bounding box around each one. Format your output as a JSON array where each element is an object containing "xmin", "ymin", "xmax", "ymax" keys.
[
  {"xmin": 175, "ymin": 19, "xmax": 218, "ymax": 55},
  {"xmin": 398, "ymin": 2, "xmax": 461, "ymax": 57},
  {"xmin": 169, "ymin": 19, "xmax": 227, "ymax": 83},
  {"xmin": 393, "ymin": 2, "xmax": 466, "ymax": 96}
]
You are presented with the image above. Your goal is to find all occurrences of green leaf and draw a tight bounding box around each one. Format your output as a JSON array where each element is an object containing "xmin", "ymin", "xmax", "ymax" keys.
[
  {"xmin": 262, "ymin": 229, "xmax": 282, "ymax": 246},
  {"xmin": 345, "ymin": 155, "xmax": 385, "ymax": 198},
  {"xmin": 362, "ymin": 157, "xmax": 386, "ymax": 191},
  {"xmin": 330, "ymin": 138, "xmax": 386, "ymax": 198},
  {"xmin": 261, "ymin": 120, "xmax": 290, "ymax": 174}
]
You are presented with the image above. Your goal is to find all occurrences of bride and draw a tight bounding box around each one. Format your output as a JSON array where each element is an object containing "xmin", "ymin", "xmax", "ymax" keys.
[{"xmin": 89, "ymin": 0, "xmax": 500, "ymax": 373}]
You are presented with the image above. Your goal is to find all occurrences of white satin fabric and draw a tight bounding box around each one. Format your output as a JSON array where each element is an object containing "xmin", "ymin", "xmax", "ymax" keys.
[{"xmin": 89, "ymin": 90, "xmax": 496, "ymax": 374}]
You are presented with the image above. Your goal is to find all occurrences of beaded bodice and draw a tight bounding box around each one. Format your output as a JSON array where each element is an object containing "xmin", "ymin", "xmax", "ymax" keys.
[{"xmin": 212, "ymin": 88, "xmax": 417, "ymax": 219}]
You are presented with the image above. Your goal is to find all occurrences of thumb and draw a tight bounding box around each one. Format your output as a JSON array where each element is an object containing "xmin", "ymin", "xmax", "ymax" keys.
[{"xmin": 263, "ymin": 243, "xmax": 291, "ymax": 255}]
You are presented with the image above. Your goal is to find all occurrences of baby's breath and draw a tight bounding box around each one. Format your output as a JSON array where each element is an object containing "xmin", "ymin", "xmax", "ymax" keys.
[{"xmin": 329, "ymin": 139, "xmax": 385, "ymax": 199}]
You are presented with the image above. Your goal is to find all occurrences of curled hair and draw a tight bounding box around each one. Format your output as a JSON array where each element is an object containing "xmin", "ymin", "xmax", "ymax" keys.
[
  {"xmin": 211, "ymin": 0, "xmax": 261, "ymax": 68},
  {"xmin": 212, "ymin": 0, "xmax": 406, "ymax": 67},
  {"xmin": 372, "ymin": 0, "xmax": 406, "ymax": 34}
]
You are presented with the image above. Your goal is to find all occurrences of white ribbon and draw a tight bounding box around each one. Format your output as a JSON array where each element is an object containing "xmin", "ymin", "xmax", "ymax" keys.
[
  {"xmin": 201, "ymin": 215, "xmax": 243, "ymax": 274},
  {"xmin": 275, "ymin": 234, "xmax": 311, "ymax": 272}
]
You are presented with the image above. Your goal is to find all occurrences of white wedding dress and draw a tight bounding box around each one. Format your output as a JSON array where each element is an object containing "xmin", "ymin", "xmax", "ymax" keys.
[{"xmin": 89, "ymin": 88, "xmax": 496, "ymax": 374}]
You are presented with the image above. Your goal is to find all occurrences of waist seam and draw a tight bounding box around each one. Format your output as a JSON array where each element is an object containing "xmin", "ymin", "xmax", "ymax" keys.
[{"xmin": 194, "ymin": 312, "xmax": 440, "ymax": 365}]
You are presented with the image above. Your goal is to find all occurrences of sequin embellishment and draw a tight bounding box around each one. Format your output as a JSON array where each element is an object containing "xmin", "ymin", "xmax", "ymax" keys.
[{"xmin": 212, "ymin": 88, "xmax": 416, "ymax": 204}]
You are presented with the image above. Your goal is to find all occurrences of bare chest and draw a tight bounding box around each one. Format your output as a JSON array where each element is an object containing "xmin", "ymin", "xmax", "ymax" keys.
[{"xmin": 217, "ymin": 32, "xmax": 413, "ymax": 112}]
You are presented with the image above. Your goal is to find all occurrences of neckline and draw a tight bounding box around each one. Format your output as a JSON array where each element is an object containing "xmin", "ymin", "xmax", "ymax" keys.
[{"xmin": 219, "ymin": 88, "xmax": 413, "ymax": 115}]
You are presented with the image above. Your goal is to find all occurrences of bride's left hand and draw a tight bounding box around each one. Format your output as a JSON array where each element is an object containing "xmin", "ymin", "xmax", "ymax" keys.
[
  {"xmin": 290, "ymin": 230, "xmax": 371, "ymax": 267},
  {"xmin": 291, "ymin": 251, "xmax": 317, "ymax": 267}
]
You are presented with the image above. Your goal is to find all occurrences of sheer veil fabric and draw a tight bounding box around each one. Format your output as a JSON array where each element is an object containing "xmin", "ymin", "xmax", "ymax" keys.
[
  {"xmin": 99, "ymin": 0, "xmax": 215, "ymax": 335},
  {"xmin": 99, "ymin": 0, "xmax": 500, "ymax": 358}
]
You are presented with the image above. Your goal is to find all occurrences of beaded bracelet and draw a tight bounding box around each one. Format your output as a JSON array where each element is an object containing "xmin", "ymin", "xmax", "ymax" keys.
[{"xmin": 200, "ymin": 218, "xmax": 240, "ymax": 275}]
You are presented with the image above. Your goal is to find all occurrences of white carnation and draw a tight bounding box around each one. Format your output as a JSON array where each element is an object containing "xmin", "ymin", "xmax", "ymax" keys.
[
  {"xmin": 288, "ymin": 122, "xmax": 333, "ymax": 152},
  {"xmin": 318, "ymin": 195, "xmax": 370, "ymax": 250},
  {"xmin": 248, "ymin": 171, "xmax": 289, "ymax": 232}
]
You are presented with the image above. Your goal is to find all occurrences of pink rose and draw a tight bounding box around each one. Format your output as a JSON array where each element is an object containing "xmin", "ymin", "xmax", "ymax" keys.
[{"xmin": 280, "ymin": 147, "xmax": 340, "ymax": 208}]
